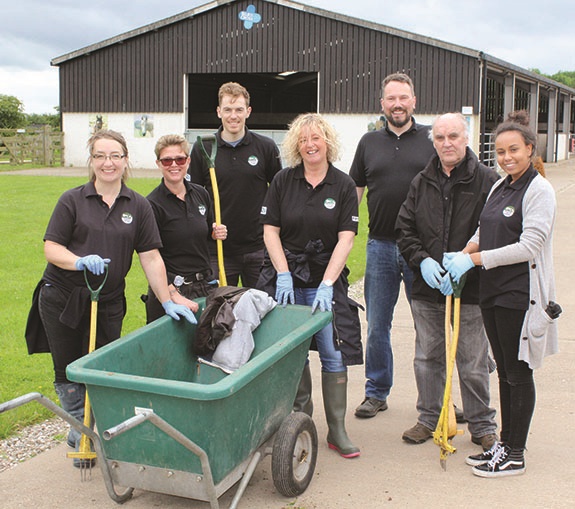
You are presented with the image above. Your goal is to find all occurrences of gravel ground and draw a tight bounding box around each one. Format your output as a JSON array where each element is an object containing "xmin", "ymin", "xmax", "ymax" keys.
[
  {"xmin": 0, "ymin": 279, "xmax": 366, "ymax": 474},
  {"xmin": 0, "ymin": 418, "xmax": 69, "ymax": 473}
]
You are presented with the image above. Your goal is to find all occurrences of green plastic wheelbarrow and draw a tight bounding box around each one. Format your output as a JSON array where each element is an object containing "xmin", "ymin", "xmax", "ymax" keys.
[{"xmin": 63, "ymin": 301, "xmax": 330, "ymax": 507}]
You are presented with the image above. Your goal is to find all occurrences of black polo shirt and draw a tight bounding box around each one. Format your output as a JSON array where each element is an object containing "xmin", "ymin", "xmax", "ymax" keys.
[
  {"xmin": 349, "ymin": 120, "xmax": 434, "ymax": 241},
  {"xmin": 43, "ymin": 182, "xmax": 162, "ymax": 302},
  {"xmin": 479, "ymin": 167, "xmax": 537, "ymax": 310},
  {"xmin": 147, "ymin": 179, "xmax": 214, "ymax": 278},
  {"xmin": 188, "ymin": 126, "xmax": 281, "ymax": 255},
  {"xmin": 261, "ymin": 164, "xmax": 359, "ymax": 285}
]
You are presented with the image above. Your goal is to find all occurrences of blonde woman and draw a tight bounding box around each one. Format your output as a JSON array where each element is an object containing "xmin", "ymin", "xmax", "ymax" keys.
[{"xmin": 258, "ymin": 113, "xmax": 362, "ymax": 458}]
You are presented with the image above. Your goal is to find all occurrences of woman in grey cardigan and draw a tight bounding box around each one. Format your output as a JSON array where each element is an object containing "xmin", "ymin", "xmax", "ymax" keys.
[{"xmin": 444, "ymin": 116, "xmax": 559, "ymax": 478}]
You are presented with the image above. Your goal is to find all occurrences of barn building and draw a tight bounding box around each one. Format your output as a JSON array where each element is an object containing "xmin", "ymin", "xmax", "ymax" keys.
[{"xmin": 51, "ymin": 0, "xmax": 575, "ymax": 169}]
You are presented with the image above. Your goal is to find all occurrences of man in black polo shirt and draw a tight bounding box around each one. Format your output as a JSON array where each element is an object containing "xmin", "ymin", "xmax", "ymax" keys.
[
  {"xmin": 350, "ymin": 73, "xmax": 435, "ymax": 418},
  {"xmin": 188, "ymin": 82, "xmax": 282, "ymax": 288}
]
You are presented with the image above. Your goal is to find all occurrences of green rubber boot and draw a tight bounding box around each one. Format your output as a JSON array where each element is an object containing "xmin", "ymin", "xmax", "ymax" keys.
[
  {"xmin": 293, "ymin": 364, "xmax": 313, "ymax": 416},
  {"xmin": 322, "ymin": 371, "xmax": 360, "ymax": 459}
]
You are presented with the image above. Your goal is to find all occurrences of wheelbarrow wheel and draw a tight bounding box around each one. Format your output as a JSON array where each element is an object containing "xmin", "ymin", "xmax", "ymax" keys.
[{"xmin": 272, "ymin": 412, "xmax": 318, "ymax": 497}]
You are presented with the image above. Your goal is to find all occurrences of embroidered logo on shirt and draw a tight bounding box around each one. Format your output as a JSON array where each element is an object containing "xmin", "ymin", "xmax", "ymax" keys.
[
  {"xmin": 352, "ymin": 216, "xmax": 359, "ymax": 222},
  {"xmin": 122, "ymin": 212, "xmax": 133, "ymax": 224},
  {"xmin": 185, "ymin": 174, "xmax": 191, "ymax": 181},
  {"xmin": 502, "ymin": 206, "xmax": 515, "ymax": 218},
  {"xmin": 198, "ymin": 205, "xmax": 206, "ymax": 216},
  {"xmin": 324, "ymin": 198, "xmax": 336, "ymax": 210},
  {"xmin": 248, "ymin": 155, "xmax": 259, "ymax": 166},
  {"xmin": 260, "ymin": 206, "xmax": 267, "ymax": 215}
]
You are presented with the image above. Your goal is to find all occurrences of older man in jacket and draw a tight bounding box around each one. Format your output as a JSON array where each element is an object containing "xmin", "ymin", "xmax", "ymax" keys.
[{"xmin": 396, "ymin": 112, "xmax": 499, "ymax": 450}]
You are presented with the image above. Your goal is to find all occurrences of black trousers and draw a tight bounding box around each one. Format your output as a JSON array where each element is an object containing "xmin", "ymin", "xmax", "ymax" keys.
[
  {"xmin": 481, "ymin": 306, "xmax": 535, "ymax": 450},
  {"xmin": 38, "ymin": 283, "xmax": 125, "ymax": 384},
  {"xmin": 210, "ymin": 248, "xmax": 264, "ymax": 288}
]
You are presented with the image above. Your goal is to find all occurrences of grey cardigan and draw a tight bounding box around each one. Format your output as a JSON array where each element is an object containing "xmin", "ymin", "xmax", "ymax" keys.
[{"xmin": 469, "ymin": 173, "xmax": 558, "ymax": 369}]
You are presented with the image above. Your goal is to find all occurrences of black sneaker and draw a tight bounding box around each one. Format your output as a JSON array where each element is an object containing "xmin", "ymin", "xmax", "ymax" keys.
[
  {"xmin": 472, "ymin": 445, "xmax": 526, "ymax": 478},
  {"xmin": 466, "ymin": 441, "xmax": 503, "ymax": 467}
]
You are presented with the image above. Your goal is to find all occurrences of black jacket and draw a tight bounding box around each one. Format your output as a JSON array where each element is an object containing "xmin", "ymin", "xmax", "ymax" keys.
[
  {"xmin": 396, "ymin": 148, "xmax": 499, "ymax": 304},
  {"xmin": 257, "ymin": 250, "xmax": 363, "ymax": 366}
]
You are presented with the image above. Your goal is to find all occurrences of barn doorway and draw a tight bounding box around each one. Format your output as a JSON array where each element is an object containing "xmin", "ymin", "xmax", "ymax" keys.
[{"xmin": 187, "ymin": 72, "xmax": 318, "ymax": 130}]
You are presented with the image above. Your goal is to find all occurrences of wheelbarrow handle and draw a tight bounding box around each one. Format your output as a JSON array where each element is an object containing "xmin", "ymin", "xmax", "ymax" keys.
[{"xmin": 84, "ymin": 264, "xmax": 109, "ymax": 302}]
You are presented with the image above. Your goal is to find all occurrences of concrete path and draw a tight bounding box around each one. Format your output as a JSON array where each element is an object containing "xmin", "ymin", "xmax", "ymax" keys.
[{"xmin": 1, "ymin": 160, "xmax": 574, "ymax": 508}]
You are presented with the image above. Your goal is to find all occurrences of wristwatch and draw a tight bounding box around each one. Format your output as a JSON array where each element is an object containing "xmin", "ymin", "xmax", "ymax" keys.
[{"xmin": 323, "ymin": 279, "xmax": 334, "ymax": 287}]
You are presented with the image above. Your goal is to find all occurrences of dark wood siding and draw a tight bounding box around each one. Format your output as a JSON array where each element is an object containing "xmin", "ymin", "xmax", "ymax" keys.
[{"xmin": 58, "ymin": 0, "xmax": 480, "ymax": 114}]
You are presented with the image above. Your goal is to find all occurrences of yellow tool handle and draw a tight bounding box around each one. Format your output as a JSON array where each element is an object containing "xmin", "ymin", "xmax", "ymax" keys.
[
  {"xmin": 67, "ymin": 299, "xmax": 98, "ymax": 461},
  {"xmin": 447, "ymin": 296, "xmax": 464, "ymax": 438},
  {"xmin": 209, "ymin": 166, "xmax": 227, "ymax": 286}
]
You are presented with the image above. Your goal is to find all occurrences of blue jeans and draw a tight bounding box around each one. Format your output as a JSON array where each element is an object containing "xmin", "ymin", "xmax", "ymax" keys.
[
  {"xmin": 295, "ymin": 287, "xmax": 345, "ymax": 373},
  {"xmin": 364, "ymin": 238, "xmax": 413, "ymax": 400},
  {"xmin": 411, "ymin": 299, "xmax": 497, "ymax": 436}
]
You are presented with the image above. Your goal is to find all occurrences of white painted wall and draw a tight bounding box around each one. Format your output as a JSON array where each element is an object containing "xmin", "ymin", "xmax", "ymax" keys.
[
  {"xmin": 61, "ymin": 110, "xmax": 494, "ymax": 171},
  {"xmin": 62, "ymin": 113, "xmax": 186, "ymax": 168}
]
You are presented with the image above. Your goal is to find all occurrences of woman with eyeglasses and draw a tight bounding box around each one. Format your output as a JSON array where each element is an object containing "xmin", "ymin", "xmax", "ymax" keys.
[
  {"xmin": 28, "ymin": 129, "xmax": 195, "ymax": 467},
  {"xmin": 143, "ymin": 134, "xmax": 227, "ymax": 323}
]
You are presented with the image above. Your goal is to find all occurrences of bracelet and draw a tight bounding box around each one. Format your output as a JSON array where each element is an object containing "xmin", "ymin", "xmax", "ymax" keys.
[{"xmin": 169, "ymin": 286, "xmax": 179, "ymax": 296}]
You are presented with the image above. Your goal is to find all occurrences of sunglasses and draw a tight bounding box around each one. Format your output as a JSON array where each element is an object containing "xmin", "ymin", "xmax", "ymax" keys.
[{"xmin": 159, "ymin": 156, "xmax": 188, "ymax": 167}]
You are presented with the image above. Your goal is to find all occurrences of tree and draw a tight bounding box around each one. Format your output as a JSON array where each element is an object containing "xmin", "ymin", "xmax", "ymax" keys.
[
  {"xmin": 530, "ymin": 69, "xmax": 575, "ymax": 89},
  {"xmin": 0, "ymin": 94, "xmax": 26, "ymax": 129},
  {"xmin": 26, "ymin": 108, "xmax": 61, "ymax": 130},
  {"xmin": 549, "ymin": 71, "xmax": 575, "ymax": 89}
]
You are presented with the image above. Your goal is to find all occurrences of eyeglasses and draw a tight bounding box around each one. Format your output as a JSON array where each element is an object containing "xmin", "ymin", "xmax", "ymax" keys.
[
  {"xmin": 159, "ymin": 157, "xmax": 188, "ymax": 167},
  {"xmin": 92, "ymin": 153, "xmax": 126, "ymax": 162}
]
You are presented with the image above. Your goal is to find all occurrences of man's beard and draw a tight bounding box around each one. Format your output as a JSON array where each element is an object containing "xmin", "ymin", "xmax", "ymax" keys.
[{"xmin": 385, "ymin": 109, "xmax": 411, "ymax": 128}]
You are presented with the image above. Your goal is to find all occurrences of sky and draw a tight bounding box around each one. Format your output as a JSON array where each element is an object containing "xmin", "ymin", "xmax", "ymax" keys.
[{"xmin": 2, "ymin": 0, "xmax": 573, "ymax": 114}]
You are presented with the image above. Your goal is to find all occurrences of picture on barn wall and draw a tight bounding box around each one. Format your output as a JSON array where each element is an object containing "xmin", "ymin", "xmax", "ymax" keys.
[
  {"xmin": 367, "ymin": 116, "xmax": 386, "ymax": 132},
  {"xmin": 89, "ymin": 114, "xmax": 108, "ymax": 134},
  {"xmin": 134, "ymin": 114, "xmax": 154, "ymax": 138}
]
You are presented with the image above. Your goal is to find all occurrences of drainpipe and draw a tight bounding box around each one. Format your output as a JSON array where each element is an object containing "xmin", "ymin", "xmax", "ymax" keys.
[
  {"xmin": 478, "ymin": 52, "xmax": 488, "ymax": 162},
  {"xmin": 555, "ymin": 89, "xmax": 560, "ymax": 162}
]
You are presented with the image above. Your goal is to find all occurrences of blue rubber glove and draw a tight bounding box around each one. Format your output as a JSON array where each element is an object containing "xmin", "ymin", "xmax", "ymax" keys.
[
  {"xmin": 162, "ymin": 300, "xmax": 197, "ymax": 324},
  {"xmin": 445, "ymin": 252, "xmax": 474, "ymax": 283},
  {"xmin": 442, "ymin": 252, "xmax": 458, "ymax": 268},
  {"xmin": 311, "ymin": 282, "xmax": 334, "ymax": 314},
  {"xmin": 420, "ymin": 257, "xmax": 445, "ymax": 289},
  {"xmin": 75, "ymin": 255, "xmax": 111, "ymax": 276},
  {"xmin": 439, "ymin": 273, "xmax": 453, "ymax": 296},
  {"xmin": 275, "ymin": 272, "xmax": 295, "ymax": 307}
]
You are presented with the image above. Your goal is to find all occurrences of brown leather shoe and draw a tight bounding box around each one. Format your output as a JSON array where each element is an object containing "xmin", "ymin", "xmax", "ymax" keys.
[
  {"xmin": 472, "ymin": 433, "xmax": 499, "ymax": 451},
  {"xmin": 402, "ymin": 423, "xmax": 433, "ymax": 444}
]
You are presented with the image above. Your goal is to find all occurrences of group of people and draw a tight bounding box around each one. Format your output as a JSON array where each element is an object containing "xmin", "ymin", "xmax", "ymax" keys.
[
  {"xmin": 28, "ymin": 76, "xmax": 558, "ymax": 478},
  {"xmin": 352, "ymin": 73, "xmax": 558, "ymax": 478}
]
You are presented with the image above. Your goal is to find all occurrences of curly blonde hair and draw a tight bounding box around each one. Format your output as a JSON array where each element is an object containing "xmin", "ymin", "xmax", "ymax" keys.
[{"xmin": 281, "ymin": 113, "xmax": 341, "ymax": 168}]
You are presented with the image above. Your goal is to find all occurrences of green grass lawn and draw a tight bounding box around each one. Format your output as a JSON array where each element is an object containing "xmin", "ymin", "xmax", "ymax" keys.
[{"xmin": 0, "ymin": 174, "xmax": 367, "ymax": 439}]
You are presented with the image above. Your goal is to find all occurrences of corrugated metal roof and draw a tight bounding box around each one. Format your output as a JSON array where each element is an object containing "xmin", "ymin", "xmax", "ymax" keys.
[{"xmin": 51, "ymin": 0, "xmax": 575, "ymax": 96}]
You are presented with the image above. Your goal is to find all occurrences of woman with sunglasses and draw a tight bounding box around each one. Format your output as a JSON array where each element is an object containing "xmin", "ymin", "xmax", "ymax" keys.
[
  {"xmin": 30, "ymin": 129, "xmax": 195, "ymax": 467},
  {"xmin": 143, "ymin": 134, "xmax": 227, "ymax": 322}
]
